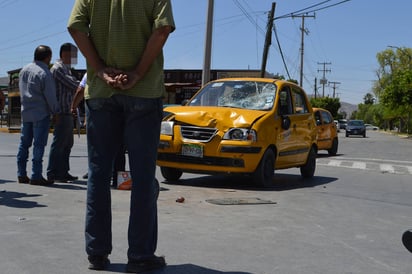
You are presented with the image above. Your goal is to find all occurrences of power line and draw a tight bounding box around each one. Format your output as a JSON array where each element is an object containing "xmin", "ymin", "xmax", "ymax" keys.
[
  {"xmin": 0, "ymin": 31, "xmax": 67, "ymax": 52},
  {"xmin": 273, "ymin": 24, "xmax": 291, "ymax": 80},
  {"xmin": 275, "ymin": 0, "xmax": 332, "ymax": 20},
  {"xmin": 275, "ymin": 0, "xmax": 351, "ymax": 20},
  {"xmin": 233, "ymin": 0, "xmax": 266, "ymax": 34},
  {"xmin": 298, "ymin": 0, "xmax": 351, "ymax": 15}
]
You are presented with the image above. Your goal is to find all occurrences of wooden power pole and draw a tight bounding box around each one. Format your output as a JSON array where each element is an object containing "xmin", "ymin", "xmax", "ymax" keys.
[
  {"xmin": 202, "ymin": 0, "xmax": 214, "ymax": 86},
  {"xmin": 260, "ymin": 2, "xmax": 276, "ymax": 78},
  {"xmin": 292, "ymin": 13, "xmax": 315, "ymax": 87}
]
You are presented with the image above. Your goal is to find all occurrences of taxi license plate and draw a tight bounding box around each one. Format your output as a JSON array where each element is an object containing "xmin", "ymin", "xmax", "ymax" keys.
[{"xmin": 181, "ymin": 144, "xmax": 203, "ymax": 158}]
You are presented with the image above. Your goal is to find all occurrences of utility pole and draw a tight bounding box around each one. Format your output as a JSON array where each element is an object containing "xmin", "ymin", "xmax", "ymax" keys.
[
  {"xmin": 314, "ymin": 77, "xmax": 317, "ymax": 99},
  {"xmin": 329, "ymin": 81, "xmax": 341, "ymax": 98},
  {"xmin": 292, "ymin": 13, "xmax": 315, "ymax": 87},
  {"xmin": 260, "ymin": 2, "xmax": 276, "ymax": 78},
  {"xmin": 202, "ymin": 0, "xmax": 214, "ymax": 86},
  {"xmin": 317, "ymin": 62, "xmax": 331, "ymax": 97}
]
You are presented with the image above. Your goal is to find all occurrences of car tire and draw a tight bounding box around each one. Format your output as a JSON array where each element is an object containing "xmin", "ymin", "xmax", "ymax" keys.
[
  {"xmin": 328, "ymin": 138, "xmax": 338, "ymax": 156},
  {"xmin": 253, "ymin": 149, "xmax": 275, "ymax": 187},
  {"xmin": 160, "ymin": 167, "xmax": 183, "ymax": 181},
  {"xmin": 300, "ymin": 146, "xmax": 316, "ymax": 178}
]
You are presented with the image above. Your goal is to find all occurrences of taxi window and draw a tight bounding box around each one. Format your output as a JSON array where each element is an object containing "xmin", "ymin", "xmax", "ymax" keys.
[
  {"xmin": 321, "ymin": 110, "xmax": 332, "ymax": 124},
  {"xmin": 278, "ymin": 87, "xmax": 293, "ymax": 115},
  {"xmin": 189, "ymin": 80, "xmax": 276, "ymax": 110},
  {"xmin": 314, "ymin": 110, "xmax": 322, "ymax": 125},
  {"xmin": 292, "ymin": 87, "xmax": 309, "ymax": 114}
]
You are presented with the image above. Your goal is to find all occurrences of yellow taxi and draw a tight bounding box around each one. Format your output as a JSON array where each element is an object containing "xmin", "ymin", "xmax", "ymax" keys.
[
  {"xmin": 313, "ymin": 107, "xmax": 338, "ymax": 155},
  {"xmin": 157, "ymin": 78, "xmax": 318, "ymax": 187}
]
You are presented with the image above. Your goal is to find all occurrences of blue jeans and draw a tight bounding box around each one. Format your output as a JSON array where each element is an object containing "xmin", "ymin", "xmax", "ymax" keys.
[
  {"xmin": 84, "ymin": 95, "xmax": 162, "ymax": 260},
  {"xmin": 47, "ymin": 114, "xmax": 74, "ymax": 178},
  {"xmin": 17, "ymin": 116, "xmax": 51, "ymax": 179}
]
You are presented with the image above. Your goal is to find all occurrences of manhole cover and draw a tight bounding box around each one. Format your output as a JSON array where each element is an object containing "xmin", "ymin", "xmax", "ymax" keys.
[{"xmin": 205, "ymin": 197, "xmax": 276, "ymax": 205}]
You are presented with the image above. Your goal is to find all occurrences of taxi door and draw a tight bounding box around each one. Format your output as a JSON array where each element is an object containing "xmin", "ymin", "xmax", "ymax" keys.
[
  {"xmin": 314, "ymin": 109, "xmax": 332, "ymax": 150},
  {"xmin": 274, "ymin": 85, "xmax": 297, "ymax": 167},
  {"xmin": 289, "ymin": 86, "xmax": 315, "ymax": 165}
]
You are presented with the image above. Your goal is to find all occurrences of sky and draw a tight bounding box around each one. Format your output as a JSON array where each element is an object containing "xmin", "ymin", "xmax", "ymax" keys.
[{"xmin": 0, "ymin": 0, "xmax": 411, "ymax": 105}]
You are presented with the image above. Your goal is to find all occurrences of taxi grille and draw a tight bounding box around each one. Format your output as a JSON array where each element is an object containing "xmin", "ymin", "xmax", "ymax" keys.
[{"xmin": 180, "ymin": 126, "xmax": 217, "ymax": 142}]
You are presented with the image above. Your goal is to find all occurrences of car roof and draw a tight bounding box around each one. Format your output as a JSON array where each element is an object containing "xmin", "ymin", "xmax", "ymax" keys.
[
  {"xmin": 211, "ymin": 77, "xmax": 294, "ymax": 86},
  {"xmin": 312, "ymin": 107, "xmax": 331, "ymax": 113}
]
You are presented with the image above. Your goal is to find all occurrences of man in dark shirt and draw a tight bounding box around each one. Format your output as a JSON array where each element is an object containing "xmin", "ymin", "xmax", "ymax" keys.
[{"xmin": 47, "ymin": 43, "xmax": 80, "ymax": 183}]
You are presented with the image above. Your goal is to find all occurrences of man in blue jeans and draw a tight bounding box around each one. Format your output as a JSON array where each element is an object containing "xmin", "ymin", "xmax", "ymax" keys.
[
  {"xmin": 17, "ymin": 45, "xmax": 60, "ymax": 186},
  {"xmin": 47, "ymin": 43, "xmax": 80, "ymax": 183},
  {"xmin": 68, "ymin": 1, "xmax": 175, "ymax": 272}
]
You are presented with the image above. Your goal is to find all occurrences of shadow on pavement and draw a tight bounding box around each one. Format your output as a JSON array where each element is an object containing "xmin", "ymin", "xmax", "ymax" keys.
[
  {"xmin": 48, "ymin": 181, "xmax": 87, "ymax": 190},
  {"xmin": 105, "ymin": 263, "xmax": 252, "ymax": 273},
  {"xmin": 161, "ymin": 173, "xmax": 337, "ymax": 192},
  {"xmin": 316, "ymin": 152, "xmax": 345, "ymax": 158},
  {"xmin": 0, "ymin": 189, "xmax": 46, "ymax": 208}
]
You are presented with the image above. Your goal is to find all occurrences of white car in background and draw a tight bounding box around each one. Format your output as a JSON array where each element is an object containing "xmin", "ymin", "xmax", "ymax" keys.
[{"xmin": 365, "ymin": 124, "xmax": 379, "ymax": 131}]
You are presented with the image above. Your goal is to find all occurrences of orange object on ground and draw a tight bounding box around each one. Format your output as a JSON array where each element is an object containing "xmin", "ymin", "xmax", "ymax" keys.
[{"xmin": 117, "ymin": 171, "xmax": 132, "ymax": 190}]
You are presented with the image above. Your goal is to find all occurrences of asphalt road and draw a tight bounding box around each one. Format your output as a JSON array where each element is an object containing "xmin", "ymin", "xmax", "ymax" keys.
[{"xmin": 0, "ymin": 129, "xmax": 411, "ymax": 274}]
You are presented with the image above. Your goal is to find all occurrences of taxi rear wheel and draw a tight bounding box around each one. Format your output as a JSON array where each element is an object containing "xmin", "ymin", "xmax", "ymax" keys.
[
  {"xmin": 160, "ymin": 167, "xmax": 183, "ymax": 181},
  {"xmin": 300, "ymin": 146, "xmax": 316, "ymax": 178},
  {"xmin": 328, "ymin": 138, "xmax": 338, "ymax": 156},
  {"xmin": 253, "ymin": 149, "xmax": 275, "ymax": 187}
]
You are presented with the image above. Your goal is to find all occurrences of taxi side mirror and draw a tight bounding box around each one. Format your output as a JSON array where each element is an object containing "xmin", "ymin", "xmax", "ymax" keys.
[{"xmin": 281, "ymin": 116, "xmax": 291, "ymax": 130}]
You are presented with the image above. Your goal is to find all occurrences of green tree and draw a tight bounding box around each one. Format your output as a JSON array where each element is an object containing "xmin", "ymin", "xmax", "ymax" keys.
[
  {"xmin": 310, "ymin": 97, "xmax": 341, "ymax": 118},
  {"xmin": 374, "ymin": 47, "xmax": 412, "ymax": 133},
  {"xmin": 363, "ymin": 93, "xmax": 375, "ymax": 105}
]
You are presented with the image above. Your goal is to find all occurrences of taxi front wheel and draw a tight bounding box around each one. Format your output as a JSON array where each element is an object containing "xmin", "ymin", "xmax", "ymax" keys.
[
  {"xmin": 160, "ymin": 167, "xmax": 183, "ymax": 181},
  {"xmin": 300, "ymin": 146, "xmax": 316, "ymax": 178},
  {"xmin": 253, "ymin": 149, "xmax": 275, "ymax": 187}
]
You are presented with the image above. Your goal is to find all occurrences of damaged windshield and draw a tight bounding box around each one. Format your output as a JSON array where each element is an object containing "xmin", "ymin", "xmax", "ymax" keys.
[{"xmin": 188, "ymin": 80, "xmax": 277, "ymax": 111}]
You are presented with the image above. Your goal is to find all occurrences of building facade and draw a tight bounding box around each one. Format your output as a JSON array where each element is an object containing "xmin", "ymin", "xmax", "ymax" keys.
[{"xmin": 5, "ymin": 68, "xmax": 266, "ymax": 129}]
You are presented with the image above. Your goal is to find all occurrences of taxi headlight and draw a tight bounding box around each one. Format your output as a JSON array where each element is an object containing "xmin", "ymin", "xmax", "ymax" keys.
[
  {"xmin": 160, "ymin": 121, "xmax": 174, "ymax": 136},
  {"xmin": 223, "ymin": 128, "xmax": 257, "ymax": 141}
]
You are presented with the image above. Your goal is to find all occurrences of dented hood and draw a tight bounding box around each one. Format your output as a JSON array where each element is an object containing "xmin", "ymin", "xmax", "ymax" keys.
[{"xmin": 163, "ymin": 106, "xmax": 267, "ymax": 128}]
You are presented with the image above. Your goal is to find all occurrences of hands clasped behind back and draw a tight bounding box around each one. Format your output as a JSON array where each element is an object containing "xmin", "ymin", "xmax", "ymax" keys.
[{"xmin": 97, "ymin": 67, "xmax": 141, "ymax": 90}]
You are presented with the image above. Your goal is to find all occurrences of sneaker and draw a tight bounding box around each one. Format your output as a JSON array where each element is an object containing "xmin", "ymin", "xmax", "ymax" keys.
[
  {"xmin": 88, "ymin": 255, "xmax": 110, "ymax": 270},
  {"xmin": 18, "ymin": 176, "xmax": 30, "ymax": 184},
  {"xmin": 126, "ymin": 256, "xmax": 166, "ymax": 273},
  {"xmin": 402, "ymin": 230, "xmax": 412, "ymax": 253},
  {"xmin": 29, "ymin": 177, "xmax": 54, "ymax": 186}
]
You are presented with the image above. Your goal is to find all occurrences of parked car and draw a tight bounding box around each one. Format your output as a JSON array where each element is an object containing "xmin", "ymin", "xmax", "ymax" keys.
[
  {"xmin": 334, "ymin": 120, "xmax": 340, "ymax": 132},
  {"xmin": 365, "ymin": 123, "xmax": 379, "ymax": 131},
  {"xmin": 157, "ymin": 78, "xmax": 318, "ymax": 187},
  {"xmin": 313, "ymin": 108, "xmax": 338, "ymax": 156},
  {"xmin": 345, "ymin": 120, "xmax": 366, "ymax": 137},
  {"xmin": 338, "ymin": 119, "xmax": 347, "ymax": 130}
]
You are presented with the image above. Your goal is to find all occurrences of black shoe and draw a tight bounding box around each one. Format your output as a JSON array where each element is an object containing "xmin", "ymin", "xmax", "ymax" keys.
[
  {"xmin": 54, "ymin": 174, "xmax": 78, "ymax": 182},
  {"xmin": 65, "ymin": 174, "xmax": 78, "ymax": 181},
  {"xmin": 402, "ymin": 230, "xmax": 412, "ymax": 253},
  {"xmin": 88, "ymin": 255, "xmax": 110, "ymax": 270},
  {"xmin": 82, "ymin": 173, "xmax": 88, "ymax": 179},
  {"xmin": 18, "ymin": 176, "xmax": 30, "ymax": 184},
  {"xmin": 29, "ymin": 177, "xmax": 54, "ymax": 186},
  {"xmin": 126, "ymin": 256, "xmax": 166, "ymax": 273}
]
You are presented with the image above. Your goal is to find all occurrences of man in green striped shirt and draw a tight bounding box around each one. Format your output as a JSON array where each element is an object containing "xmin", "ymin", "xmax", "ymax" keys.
[{"xmin": 68, "ymin": 1, "xmax": 175, "ymax": 272}]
